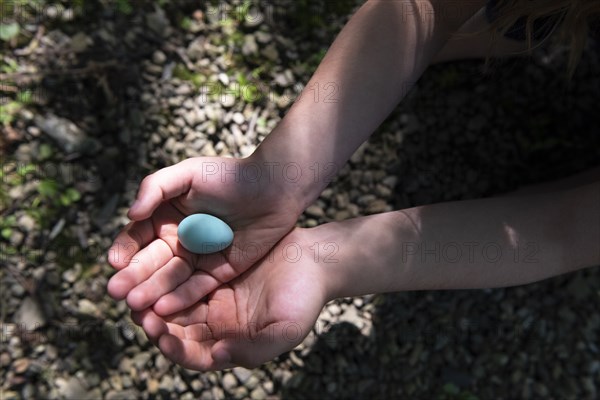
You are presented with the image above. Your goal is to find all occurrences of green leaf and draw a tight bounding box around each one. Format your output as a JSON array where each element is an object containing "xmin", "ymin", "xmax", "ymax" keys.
[
  {"xmin": 1, "ymin": 227, "xmax": 12, "ymax": 239},
  {"xmin": 5, "ymin": 215, "xmax": 17, "ymax": 226},
  {"xmin": 1, "ymin": 57, "xmax": 19, "ymax": 73},
  {"xmin": 179, "ymin": 17, "xmax": 191, "ymax": 31},
  {"xmin": 59, "ymin": 193, "xmax": 71, "ymax": 206},
  {"xmin": 116, "ymin": 0, "xmax": 133, "ymax": 15},
  {"xmin": 65, "ymin": 188, "xmax": 81, "ymax": 202},
  {"xmin": 17, "ymin": 163, "xmax": 36, "ymax": 177},
  {"xmin": 443, "ymin": 383, "xmax": 460, "ymax": 395},
  {"xmin": 0, "ymin": 101, "xmax": 21, "ymax": 124},
  {"xmin": 16, "ymin": 90, "xmax": 32, "ymax": 104},
  {"xmin": 0, "ymin": 23, "xmax": 20, "ymax": 41},
  {"xmin": 38, "ymin": 179, "xmax": 59, "ymax": 197},
  {"xmin": 38, "ymin": 143, "xmax": 53, "ymax": 160},
  {"xmin": 59, "ymin": 188, "xmax": 81, "ymax": 206}
]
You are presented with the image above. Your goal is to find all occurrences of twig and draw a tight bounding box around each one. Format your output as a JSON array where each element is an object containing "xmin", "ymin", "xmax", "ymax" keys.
[{"xmin": 14, "ymin": 25, "xmax": 45, "ymax": 57}]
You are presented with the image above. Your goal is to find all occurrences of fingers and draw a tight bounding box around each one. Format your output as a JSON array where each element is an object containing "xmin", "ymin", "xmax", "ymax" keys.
[
  {"xmin": 107, "ymin": 239, "xmax": 173, "ymax": 300},
  {"xmin": 153, "ymin": 272, "xmax": 221, "ymax": 316},
  {"xmin": 133, "ymin": 308, "xmax": 234, "ymax": 371},
  {"xmin": 131, "ymin": 309, "xmax": 168, "ymax": 345},
  {"xmin": 126, "ymin": 256, "xmax": 194, "ymax": 311},
  {"xmin": 162, "ymin": 301, "xmax": 210, "ymax": 326},
  {"xmin": 158, "ymin": 334, "xmax": 235, "ymax": 371},
  {"xmin": 210, "ymin": 322, "xmax": 305, "ymax": 369},
  {"xmin": 107, "ymin": 219, "xmax": 154, "ymax": 270},
  {"xmin": 128, "ymin": 161, "xmax": 195, "ymax": 221}
]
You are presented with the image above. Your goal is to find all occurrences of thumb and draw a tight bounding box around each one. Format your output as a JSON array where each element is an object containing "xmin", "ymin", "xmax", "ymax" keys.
[
  {"xmin": 211, "ymin": 321, "xmax": 308, "ymax": 368},
  {"xmin": 128, "ymin": 161, "xmax": 195, "ymax": 220}
]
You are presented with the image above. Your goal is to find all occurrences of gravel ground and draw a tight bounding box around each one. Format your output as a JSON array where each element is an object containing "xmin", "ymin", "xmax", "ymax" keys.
[{"xmin": 1, "ymin": 1, "xmax": 599, "ymax": 399}]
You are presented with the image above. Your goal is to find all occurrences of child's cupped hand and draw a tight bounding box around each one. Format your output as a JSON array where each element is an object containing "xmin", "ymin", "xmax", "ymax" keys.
[{"xmin": 107, "ymin": 156, "xmax": 300, "ymax": 317}]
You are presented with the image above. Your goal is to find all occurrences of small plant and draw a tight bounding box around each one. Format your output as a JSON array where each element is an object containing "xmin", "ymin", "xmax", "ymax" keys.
[
  {"xmin": 173, "ymin": 63, "xmax": 206, "ymax": 88},
  {"xmin": 0, "ymin": 22, "xmax": 20, "ymax": 42},
  {"xmin": 0, "ymin": 214, "xmax": 16, "ymax": 240},
  {"xmin": 437, "ymin": 383, "xmax": 480, "ymax": 400},
  {"xmin": 179, "ymin": 16, "xmax": 192, "ymax": 30},
  {"xmin": 115, "ymin": 0, "xmax": 133, "ymax": 15}
]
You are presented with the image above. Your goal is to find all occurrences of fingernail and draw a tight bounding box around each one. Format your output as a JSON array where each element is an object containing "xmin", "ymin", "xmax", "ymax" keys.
[{"xmin": 212, "ymin": 348, "xmax": 231, "ymax": 363}]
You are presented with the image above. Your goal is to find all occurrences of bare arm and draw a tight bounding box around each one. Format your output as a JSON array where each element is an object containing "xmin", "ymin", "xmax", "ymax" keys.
[
  {"xmin": 312, "ymin": 181, "xmax": 600, "ymax": 299},
  {"xmin": 250, "ymin": 0, "xmax": 486, "ymax": 212}
]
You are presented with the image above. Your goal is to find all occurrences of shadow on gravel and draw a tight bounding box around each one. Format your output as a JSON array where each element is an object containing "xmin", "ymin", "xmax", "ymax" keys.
[
  {"xmin": 3, "ymin": 2, "xmax": 176, "ymax": 395},
  {"xmin": 281, "ymin": 42, "xmax": 600, "ymax": 399}
]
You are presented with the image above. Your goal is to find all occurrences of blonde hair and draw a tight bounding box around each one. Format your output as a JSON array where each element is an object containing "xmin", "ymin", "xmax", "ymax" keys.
[{"xmin": 486, "ymin": 0, "xmax": 600, "ymax": 77}]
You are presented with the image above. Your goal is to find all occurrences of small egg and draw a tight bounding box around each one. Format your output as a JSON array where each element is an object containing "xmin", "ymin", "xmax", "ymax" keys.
[{"xmin": 177, "ymin": 214, "xmax": 234, "ymax": 254}]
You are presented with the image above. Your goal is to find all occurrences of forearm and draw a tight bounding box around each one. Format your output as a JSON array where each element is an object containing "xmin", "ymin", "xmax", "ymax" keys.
[
  {"xmin": 317, "ymin": 182, "xmax": 600, "ymax": 299},
  {"xmin": 251, "ymin": 0, "xmax": 484, "ymax": 210}
]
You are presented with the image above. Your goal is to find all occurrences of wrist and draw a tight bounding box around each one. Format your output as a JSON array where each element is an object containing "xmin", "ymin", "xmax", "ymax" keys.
[
  {"xmin": 307, "ymin": 212, "xmax": 419, "ymax": 300},
  {"xmin": 301, "ymin": 221, "xmax": 362, "ymax": 301},
  {"xmin": 246, "ymin": 144, "xmax": 327, "ymax": 215}
]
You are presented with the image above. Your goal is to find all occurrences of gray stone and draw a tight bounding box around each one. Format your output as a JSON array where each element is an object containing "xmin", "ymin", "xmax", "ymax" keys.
[
  {"xmin": 233, "ymin": 367, "xmax": 253, "ymax": 384},
  {"xmin": 382, "ymin": 176, "xmax": 398, "ymax": 188},
  {"xmin": 245, "ymin": 375, "xmax": 259, "ymax": 390},
  {"xmin": 305, "ymin": 205, "xmax": 325, "ymax": 218},
  {"xmin": 56, "ymin": 377, "xmax": 87, "ymax": 400},
  {"xmin": 261, "ymin": 43, "xmax": 279, "ymax": 62},
  {"xmin": 173, "ymin": 374, "xmax": 187, "ymax": 393},
  {"xmin": 222, "ymin": 372, "xmax": 237, "ymax": 391},
  {"xmin": 274, "ymin": 69, "xmax": 294, "ymax": 87},
  {"xmin": 191, "ymin": 379, "xmax": 203, "ymax": 392},
  {"xmin": 9, "ymin": 230, "xmax": 24, "ymax": 247},
  {"xmin": 70, "ymin": 32, "xmax": 92, "ymax": 52},
  {"xmin": 233, "ymin": 387, "xmax": 248, "ymax": 398},
  {"xmin": 232, "ymin": 112, "xmax": 245, "ymax": 125},
  {"xmin": 262, "ymin": 380, "xmax": 274, "ymax": 394},
  {"xmin": 250, "ymin": 386, "xmax": 267, "ymax": 399},
  {"xmin": 34, "ymin": 114, "xmax": 100, "ymax": 154},
  {"xmin": 212, "ymin": 387, "xmax": 225, "ymax": 400},
  {"xmin": 200, "ymin": 390, "xmax": 213, "ymax": 400},
  {"xmin": 255, "ymin": 31, "xmax": 272, "ymax": 43},
  {"xmin": 328, "ymin": 303, "xmax": 342, "ymax": 315},
  {"xmin": 77, "ymin": 299, "xmax": 98, "ymax": 316},
  {"xmin": 242, "ymin": 34, "xmax": 258, "ymax": 56},
  {"xmin": 375, "ymin": 184, "xmax": 392, "ymax": 198},
  {"xmin": 159, "ymin": 375, "xmax": 174, "ymax": 391},
  {"xmin": 121, "ymin": 375, "xmax": 133, "ymax": 388},
  {"xmin": 169, "ymin": 96, "xmax": 185, "ymax": 108},
  {"xmin": 183, "ymin": 110, "xmax": 201, "ymax": 127},
  {"xmin": 105, "ymin": 389, "xmax": 140, "ymax": 400},
  {"xmin": 109, "ymin": 375, "xmax": 123, "ymax": 391},
  {"xmin": 334, "ymin": 210, "xmax": 351, "ymax": 221},
  {"xmin": 152, "ymin": 50, "xmax": 167, "ymax": 65},
  {"xmin": 155, "ymin": 353, "xmax": 170, "ymax": 374},
  {"xmin": 187, "ymin": 36, "xmax": 206, "ymax": 60},
  {"xmin": 132, "ymin": 352, "xmax": 152, "ymax": 369},
  {"xmin": 176, "ymin": 83, "xmax": 193, "ymax": 96},
  {"xmin": 365, "ymin": 199, "xmax": 389, "ymax": 214},
  {"xmin": 146, "ymin": 5, "xmax": 170, "ymax": 37},
  {"xmin": 15, "ymin": 297, "xmax": 47, "ymax": 329},
  {"xmin": 305, "ymin": 218, "xmax": 318, "ymax": 228},
  {"xmin": 147, "ymin": 379, "xmax": 159, "ymax": 394},
  {"xmin": 183, "ymin": 99, "xmax": 195, "ymax": 109}
]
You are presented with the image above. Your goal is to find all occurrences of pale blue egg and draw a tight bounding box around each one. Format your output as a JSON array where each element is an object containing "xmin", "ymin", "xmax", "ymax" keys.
[{"xmin": 177, "ymin": 214, "xmax": 234, "ymax": 254}]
